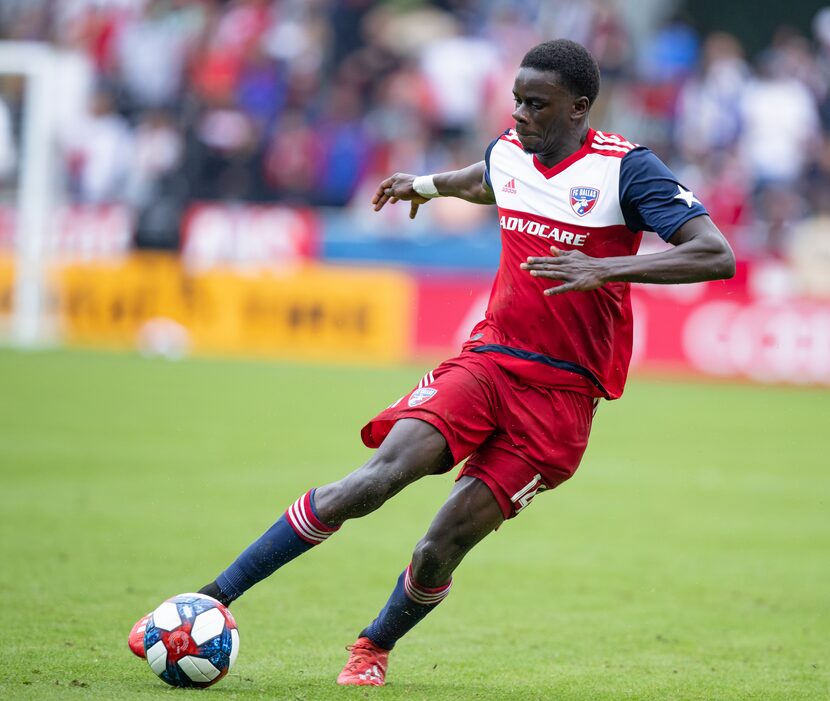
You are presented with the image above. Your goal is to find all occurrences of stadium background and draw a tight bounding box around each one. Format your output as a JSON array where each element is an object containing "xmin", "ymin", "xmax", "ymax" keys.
[
  {"xmin": 0, "ymin": 1, "xmax": 827, "ymax": 700},
  {"xmin": 0, "ymin": 0, "xmax": 828, "ymax": 382}
]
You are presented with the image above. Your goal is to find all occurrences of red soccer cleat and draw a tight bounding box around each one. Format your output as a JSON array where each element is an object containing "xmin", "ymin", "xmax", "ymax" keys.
[
  {"xmin": 336, "ymin": 637, "xmax": 390, "ymax": 686},
  {"xmin": 128, "ymin": 613, "xmax": 152, "ymax": 659}
]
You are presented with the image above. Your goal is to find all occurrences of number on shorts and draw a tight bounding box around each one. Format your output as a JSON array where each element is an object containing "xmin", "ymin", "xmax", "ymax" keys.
[{"xmin": 511, "ymin": 473, "xmax": 544, "ymax": 513}]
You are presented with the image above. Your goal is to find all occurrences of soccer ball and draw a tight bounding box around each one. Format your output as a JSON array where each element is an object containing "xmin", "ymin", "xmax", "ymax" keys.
[{"xmin": 143, "ymin": 593, "xmax": 240, "ymax": 688}]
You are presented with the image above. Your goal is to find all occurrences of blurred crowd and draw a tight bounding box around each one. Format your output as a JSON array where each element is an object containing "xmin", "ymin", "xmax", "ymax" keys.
[{"xmin": 0, "ymin": 0, "xmax": 829, "ymax": 274}]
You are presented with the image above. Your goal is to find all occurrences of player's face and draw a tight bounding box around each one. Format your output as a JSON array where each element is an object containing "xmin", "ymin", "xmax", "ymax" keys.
[{"xmin": 511, "ymin": 68, "xmax": 584, "ymax": 155}]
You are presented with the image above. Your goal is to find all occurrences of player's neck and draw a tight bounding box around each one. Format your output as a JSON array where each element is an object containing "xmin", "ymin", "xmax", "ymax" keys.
[{"xmin": 533, "ymin": 125, "xmax": 590, "ymax": 169}]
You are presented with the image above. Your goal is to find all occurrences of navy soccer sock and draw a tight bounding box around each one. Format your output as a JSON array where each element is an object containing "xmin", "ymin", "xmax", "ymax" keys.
[
  {"xmin": 360, "ymin": 564, "xmax": 452, "ymax": 650},
  {"xmin": 209, "ymin": 489, "xmax": 339, "ymax": 604}
]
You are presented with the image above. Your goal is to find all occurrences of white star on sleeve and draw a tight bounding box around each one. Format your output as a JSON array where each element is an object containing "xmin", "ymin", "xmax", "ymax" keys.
[{"xmin": 673, "ymin": 185, "xmax": 701, "ymax": 208}]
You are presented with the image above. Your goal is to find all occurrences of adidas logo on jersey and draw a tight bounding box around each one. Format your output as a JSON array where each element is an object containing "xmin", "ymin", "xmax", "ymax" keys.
[{"xmin": 502, "ymin": 178, "xmax": 517, "ymax": 194}]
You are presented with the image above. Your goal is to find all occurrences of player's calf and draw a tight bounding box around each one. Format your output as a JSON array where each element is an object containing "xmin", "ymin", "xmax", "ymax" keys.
[
  {"xmin": 199, "ymin": 488, "xmax": 340, "ymax": 604},
  {"xmin": 410, "ymin": 475, "xmax": 505, "ymax": 586}
]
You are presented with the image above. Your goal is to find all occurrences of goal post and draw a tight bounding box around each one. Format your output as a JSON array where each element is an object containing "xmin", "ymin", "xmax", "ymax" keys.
[{"xmin": 0, "ymin": 41, "xmax": 58, "ymax": 348}]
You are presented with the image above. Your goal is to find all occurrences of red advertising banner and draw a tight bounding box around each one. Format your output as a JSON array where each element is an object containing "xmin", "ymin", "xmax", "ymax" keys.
[
  {"xmin": 180, "ymin": 204, "xmax": 319, "ymax": 270},
  {"xmin": 638, "ymin": 286, "xmax": 830, "ymax": 385},
  {"xmin": 414, "ymin": 273, "xmax": 491, "ymax": 356},
  {"xmin": 413, "ymin": 263, "xmax": 830, "ymax": 387}
]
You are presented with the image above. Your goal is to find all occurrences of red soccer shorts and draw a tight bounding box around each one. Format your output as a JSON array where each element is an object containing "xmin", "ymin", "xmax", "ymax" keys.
[{"xmin": 361, "ymin": 351, "xmax": 597, "ymax": 519}]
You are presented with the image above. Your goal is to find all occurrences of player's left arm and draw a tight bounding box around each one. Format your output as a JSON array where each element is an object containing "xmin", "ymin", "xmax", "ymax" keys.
[
  {"xmin": 521, "ymin": 215, "xmax": 735, "ymax": 295},
  {"xmin": 521, "ymin": 148, "xmax": 736, "ymax": 296}
]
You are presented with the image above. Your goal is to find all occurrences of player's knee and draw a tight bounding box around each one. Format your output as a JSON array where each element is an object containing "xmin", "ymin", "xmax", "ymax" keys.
[{"xmin": 410, "ymin": 536, "xmax": 460, "ymax": 585}]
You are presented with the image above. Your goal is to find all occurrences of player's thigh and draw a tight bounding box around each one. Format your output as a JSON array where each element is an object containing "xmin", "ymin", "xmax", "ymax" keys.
[
  {"xmin": 366, "ymin": 417, "xmax": 453, "ymax": 479},
  {"xmin": 315, "ymin": 355, "xmax": 500, "ymax": 521}
]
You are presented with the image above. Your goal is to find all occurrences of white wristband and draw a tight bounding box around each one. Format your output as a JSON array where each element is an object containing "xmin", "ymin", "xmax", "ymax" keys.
[{"xmin": 413, "ymin": 174, "xmax": 441, "ymax": 198}]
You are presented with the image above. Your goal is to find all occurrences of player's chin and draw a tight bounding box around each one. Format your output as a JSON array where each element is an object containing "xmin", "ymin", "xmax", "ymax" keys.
[{"xmin": 516, "ymin": 134, "xmax": 541, "ymax": 153}]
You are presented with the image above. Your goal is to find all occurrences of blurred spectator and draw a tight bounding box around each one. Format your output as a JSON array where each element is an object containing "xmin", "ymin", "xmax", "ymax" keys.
[
  {"xmin": 419, "ymin": 31, "xmax": 499, "ymax": 137},
  {"xmin": 740, "ymin": 34, "xmax": 821, "ymax": 187},
  {"xmin": 1, "ymin": 0, "xmax": 830, "ymax": 263},
  {"xmin": 236, "ymin": 45, "xmax": 284, "ymax": 135},
  {"xmin": 674, "ymin": 32, "xmax": 748, "ymax": 161},
  {"xmin": 129, "ymin": 110, "xmax": 182, "ymax": 204},
  {"xmin": 0, "ymin": 95, "xmax": 15, "ymax": 182},
  {"xmin": 114, "ymin": 0, "xmax": 204, "ymax": 112},
  {"xmin": 813, "ymin": 7, "xmax": 830, "ymax": 127},
  {"xmin": 128, "ymin": 109, "xmax": 187, "ymax": 248},
  {"xmin": 261, "ymin": 0, "xmax": 328, "ymax": 71},
  {"xmin": 739, "ymin": 40, "xmax": 820, "ymax": 254},
  {"xmin": 313, "ymin": 82, "xmax": 375, "ymax": 206},
  {"xmin": 262, "ymin": 109, "xmax": 319, "ymax": 202},
  {"xmin": 65, "ymin": 88, "xmax": 133, "ymax": 203},
  {"xmin": 638, "ymin": 12, "xmax": 699, "ymax": 82},
  {"xmin": 188, "ymin": 99, "xmax": 259, "ymax": 200},
  {"xmin": 609, "ymin": 12, "xmax": 700, "ymax": 154},
  {"xmin": 52, "ymin": 24, "xmax": 97, "ymax": 155}
]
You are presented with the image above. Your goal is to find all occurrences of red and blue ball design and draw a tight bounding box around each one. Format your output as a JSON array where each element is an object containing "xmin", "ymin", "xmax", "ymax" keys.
[{"xmin": 143, "ymin": 593, "xmax": 239, "ymax": 688}]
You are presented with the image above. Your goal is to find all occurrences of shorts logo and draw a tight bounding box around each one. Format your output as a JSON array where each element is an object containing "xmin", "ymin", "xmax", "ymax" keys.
[
  {"xmin": 570, "ymin": 186, "xmax": 599, "ymax": 216},
  {"xmin": 408, "ymin": 387, "xmax": 437, "ymax": 407}
]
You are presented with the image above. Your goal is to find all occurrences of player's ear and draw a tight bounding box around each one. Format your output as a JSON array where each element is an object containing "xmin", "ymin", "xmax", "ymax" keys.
[{"xmin": 571, "ymin": 96, "xmax": 590, "ymax": 120}]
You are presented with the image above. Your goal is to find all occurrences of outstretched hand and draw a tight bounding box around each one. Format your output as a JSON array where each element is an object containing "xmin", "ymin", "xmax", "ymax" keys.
[
  {"xmin": 520, "ymin": 246, "xmax": 607, "ymax": 296},
  {"xmin": 372, "ymin": 173, "xmax": 430, "ymax": 219}
]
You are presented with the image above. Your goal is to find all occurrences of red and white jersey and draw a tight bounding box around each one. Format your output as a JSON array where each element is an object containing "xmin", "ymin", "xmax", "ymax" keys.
[{"xmin": 466, "ymin": 127, "xmax": 708, "ymax": 399}]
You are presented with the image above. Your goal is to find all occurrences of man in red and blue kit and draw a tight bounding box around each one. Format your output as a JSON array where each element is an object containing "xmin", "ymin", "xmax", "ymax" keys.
[{"xmin": 130, "ymin": 39, "xmax": 735, "ymax": 686}]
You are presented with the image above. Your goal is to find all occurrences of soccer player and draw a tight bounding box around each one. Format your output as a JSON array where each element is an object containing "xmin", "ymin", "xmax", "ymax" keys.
[{"xmin": 130, "ymin": 39, "xmax": 735, "ymax": 686}]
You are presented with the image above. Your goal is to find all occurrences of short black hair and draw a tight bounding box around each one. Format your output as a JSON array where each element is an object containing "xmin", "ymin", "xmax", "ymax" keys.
[{"xmin": 520, "ymin": 39, "xmax": 600, "ymax": 105}]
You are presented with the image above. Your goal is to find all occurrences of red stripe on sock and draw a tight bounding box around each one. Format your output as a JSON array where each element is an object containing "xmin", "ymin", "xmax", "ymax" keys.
[
  {"xmin": 404, "ymin": 565, "xmax": 452, "ymax": 605},
  {"xmin": 303, "ymin": 490, "xmax": 340, "ymax": 533},
  {"xmin": 285, "ymin": 490, "xmax": 339, "ymax": 544}
]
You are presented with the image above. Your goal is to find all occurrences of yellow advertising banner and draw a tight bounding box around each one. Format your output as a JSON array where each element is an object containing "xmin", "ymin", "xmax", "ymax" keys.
[
  {"xmin": 0, "ymin": 256, "xmax": 12, "ymax": 319},
  {"xmin": 41, "ymin": 254, "xmax": 414, "ymax": 363}
]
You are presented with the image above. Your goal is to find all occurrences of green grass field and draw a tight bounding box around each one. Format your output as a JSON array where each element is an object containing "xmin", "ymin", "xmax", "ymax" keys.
[{"xmin": 0, "ymin": 348, "xmax": 827, "ymax": 700}]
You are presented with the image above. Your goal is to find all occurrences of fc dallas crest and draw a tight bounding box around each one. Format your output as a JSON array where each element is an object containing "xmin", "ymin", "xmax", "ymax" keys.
[
  {"xmin": 408, "ymin": 387, "xmax": 437, "ymax": 407},
  {"xmin": 570, "ymin": 186, "xmax": 599, "ymax": 216}
]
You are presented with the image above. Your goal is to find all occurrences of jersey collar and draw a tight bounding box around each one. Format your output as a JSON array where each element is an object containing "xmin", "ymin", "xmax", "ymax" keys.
[{"xmin": 531, "ymin": 128, "xmax": 596, "ymax": 179}]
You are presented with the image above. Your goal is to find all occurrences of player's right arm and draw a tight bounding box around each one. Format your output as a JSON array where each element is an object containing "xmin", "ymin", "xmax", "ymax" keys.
[{"xmin": 372, "ymin": 161, "xmax": 495, "ymax": 219}]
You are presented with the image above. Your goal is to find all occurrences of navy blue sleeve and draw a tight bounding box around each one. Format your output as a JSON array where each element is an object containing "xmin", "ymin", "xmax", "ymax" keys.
[{"xmin": 619, "ymin": 147, "xmax": 708, "ymax": 241}]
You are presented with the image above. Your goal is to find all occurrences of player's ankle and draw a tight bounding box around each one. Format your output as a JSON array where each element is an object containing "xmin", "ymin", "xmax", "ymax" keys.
[{"xmin": 198, "ymin": 580, "xmax": 233, "ymax": 607}]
